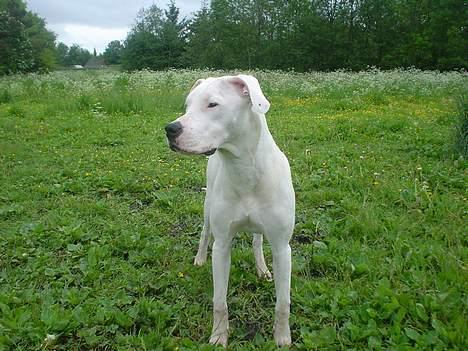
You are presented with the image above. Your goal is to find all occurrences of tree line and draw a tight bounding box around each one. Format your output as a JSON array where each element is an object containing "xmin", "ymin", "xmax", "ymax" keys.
[
  {"xmin": 118, "ymin": 0, "xmax": 466, "ymax": 71},
  {"xmin": 1, "ymin": 0, "xmax": 466, "ymax": 75}
]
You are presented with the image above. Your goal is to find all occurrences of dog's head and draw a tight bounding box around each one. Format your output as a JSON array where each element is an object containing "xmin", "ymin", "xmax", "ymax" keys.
[{"xmin": 165, "ymin": 75, "xmax": 270, "ymax": 155}]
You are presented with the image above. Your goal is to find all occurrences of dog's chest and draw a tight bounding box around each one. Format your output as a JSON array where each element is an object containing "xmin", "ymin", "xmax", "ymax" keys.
[
  {"xmin": 230, "ymin": 210, "xmax": 264, "ymax": 233},
  {"xmin": 223, "ymin": 191, "xmax": 270, "ymax": 232}
]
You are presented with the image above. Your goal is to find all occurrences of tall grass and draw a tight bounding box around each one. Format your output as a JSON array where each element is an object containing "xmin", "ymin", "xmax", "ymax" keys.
[{"xmin": 454, "ymin": 96, "xmax": 467, "ymax": 157}]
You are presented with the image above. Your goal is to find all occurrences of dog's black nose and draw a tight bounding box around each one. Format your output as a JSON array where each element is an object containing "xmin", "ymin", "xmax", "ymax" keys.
[{"xmin": 165, "ymin": 121, "xmax": 183, "ymax": 139}]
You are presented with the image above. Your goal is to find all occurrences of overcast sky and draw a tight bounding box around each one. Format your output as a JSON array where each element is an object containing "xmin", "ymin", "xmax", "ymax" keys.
[{"xmin": 27, "ymin": 0, "xmax": 202, "ymax": 53}]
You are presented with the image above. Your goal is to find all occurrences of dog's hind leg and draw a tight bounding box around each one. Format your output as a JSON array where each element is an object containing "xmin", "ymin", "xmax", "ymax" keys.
[{"xmin": 253, "ymin": 233, "xmax": 272, "ymax": 280}]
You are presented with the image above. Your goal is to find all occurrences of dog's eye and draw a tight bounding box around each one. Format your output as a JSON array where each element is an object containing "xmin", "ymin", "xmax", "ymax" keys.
[{"xmin": 208, "ymin": 102, "xmax": 218, "ymax": 108}]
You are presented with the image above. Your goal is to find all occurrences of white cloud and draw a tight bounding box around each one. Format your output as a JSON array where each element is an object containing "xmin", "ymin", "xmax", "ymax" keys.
[
  {"xmin": 27, "ymin": 0, "xmax": 203, "ymax": 54},
  {"xmin": 49, "ymin": 24, "xmax": 129, "ymax": 53}
]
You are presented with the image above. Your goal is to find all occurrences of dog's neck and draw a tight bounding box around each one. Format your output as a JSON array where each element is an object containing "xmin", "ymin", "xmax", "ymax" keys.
[{"xmin": 217, "ymin": 109, "xmax": 271, "ymax": 189}]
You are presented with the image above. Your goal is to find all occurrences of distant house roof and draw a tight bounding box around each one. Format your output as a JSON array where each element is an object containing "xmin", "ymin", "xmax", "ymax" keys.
[
  {"xmin": 73, "ymin": 65, "xmax": 84, "ymax": 69},
  {"xmin": 85, "ymin": 57, "xmax": 106, "ymax": 69}
]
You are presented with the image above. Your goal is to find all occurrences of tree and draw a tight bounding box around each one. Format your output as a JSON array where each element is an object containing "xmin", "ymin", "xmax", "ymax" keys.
[
  {"xmin": 121, "ymin": 1, "xmax": 187, "ymax": 70},
  {"xmin": 66, "ymin": 44, "xmax": 91, "ymax": 66},
  {"xmin": 55, "ymin": 42, "xmax": 69, "ymax": 66},
  {"xmin": 23, "ymin": 10, "xmax": 56, "ymax": 71},
  {"xmin": 103, "ymin": 40, "xmax": 123, "ymax": 65},
  {"xmin": 160, "ymin": 0, "xmax": 187, "ymax": 67},
  {"xmin": 54, "ymin": 42, "xmax": 92, "ymax": 67},
  {"xmin": 184, "ymin": 2, "xmax": 213, "ymax": 68},
  {"xmin": 0, "ymin": 0, "xmax": 56, "ymax": 74},
  {"xmin": 0, "ymin": 0, "xmax": 34, "ymax": 74}
]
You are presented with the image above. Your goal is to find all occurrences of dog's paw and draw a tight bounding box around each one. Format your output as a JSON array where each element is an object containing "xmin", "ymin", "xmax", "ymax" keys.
[
  {"xmin": 274, "ymin": 327, "xmax": 291, "ymax": 347},
  {"xmin": 257, "ymin": 268, "xmax": 273, "ymax": 281},
  {"xmin": 209, "ymin": 332, "xmax": 228, "ymax": 347},
  {"xmin": 194, "ymin": 253, "xmax": 207, "ymax": 266}
]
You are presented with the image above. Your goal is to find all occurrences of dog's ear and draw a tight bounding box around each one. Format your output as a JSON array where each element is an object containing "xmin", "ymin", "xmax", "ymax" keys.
[
  {"xmin": 229, "ymin": 75, "xmax": 270, "ymax": 114},
  {"xmin": 190, "ymin": 79, "xmax": 205, "ymax": 92}
]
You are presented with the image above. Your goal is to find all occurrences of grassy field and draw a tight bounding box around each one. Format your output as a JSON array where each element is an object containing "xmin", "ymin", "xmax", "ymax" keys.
[{"xmin": 0, "ymin": 69, "xmax": 466, "ymax": 350}]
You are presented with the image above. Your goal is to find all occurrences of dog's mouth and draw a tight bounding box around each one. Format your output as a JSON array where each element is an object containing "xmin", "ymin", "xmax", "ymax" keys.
[
  {"xmin": 203, "ymin": 148, "xmax": 217, "ymax": 156},
  {"xmin": 170, "ymin": 143, "xmax": 216, "ymax": 156},
  {"xmin": 169, "ymin": 143, "xmax": 181, "ymax": 152}
]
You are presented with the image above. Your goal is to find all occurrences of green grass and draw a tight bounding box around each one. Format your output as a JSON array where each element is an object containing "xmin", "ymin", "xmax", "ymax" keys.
[
  {"xmin": 454, "ymin": 96, "xmax": 467, "ymax": 157},
  {"xmin": 0, "ymin": 69, "xmax": 466, "ymax": 350}
]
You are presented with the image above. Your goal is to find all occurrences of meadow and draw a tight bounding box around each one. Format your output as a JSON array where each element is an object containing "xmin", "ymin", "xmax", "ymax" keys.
[{"xmin": 0, "ymin": 69, "xmax": 466, "ymax": 350}]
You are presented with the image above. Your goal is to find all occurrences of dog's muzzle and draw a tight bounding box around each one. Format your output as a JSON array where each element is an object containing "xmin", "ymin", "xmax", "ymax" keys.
[
  {"xmin": 165, "ymin": 121, "xmax": 183, "ymax": 151},
  {"xmin": 165, "ymin": 121, "xmax": 183, "ymax": 141},
  {"xmin": 165, "ymin": 121, "xmax": 217, "ymax": 155}
]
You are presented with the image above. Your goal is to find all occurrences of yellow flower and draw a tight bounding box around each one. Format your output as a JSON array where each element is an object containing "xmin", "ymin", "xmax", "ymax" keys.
[{"xmin": 178, "ymin": 272, "xmax": 184, "ymax": 278}]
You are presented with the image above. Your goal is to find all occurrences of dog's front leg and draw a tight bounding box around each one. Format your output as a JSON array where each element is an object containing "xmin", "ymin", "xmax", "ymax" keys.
[
  {"xmin": 272, "ymin": 242, "xmax": 292, "ymax": 346},
  {"xmin": 209, "ymin": 237, "xmax": 232, "ymax": 347}
]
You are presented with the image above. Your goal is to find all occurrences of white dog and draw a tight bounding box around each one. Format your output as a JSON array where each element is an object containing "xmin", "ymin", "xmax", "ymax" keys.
[{"xmin": 165, "ymin": 75, "xmax": 295, "ymax": 347}]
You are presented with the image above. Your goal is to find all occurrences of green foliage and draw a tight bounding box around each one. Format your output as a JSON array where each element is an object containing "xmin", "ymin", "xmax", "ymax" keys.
[
  {"xmin": 184, "ymin": 3, "xmax": 212, "ymax": 68},
  {"xmin": 103, "ymin": 40, "xmax": 123, "ymax": 65},
  {"xmin": 23, "ymin": 10, "xmax": 56, "ymax": 72},
  {"xmin": 55, "ymin": 42, "xmax": 69, "ymax": 66},
  {"xmin": 121, "ymin": 0, "xmax": 467, "ymax": 71},
  {"xmin": 65, "ymin": 44, "xmax": 92, "ymax": 66},
  {"xmin": 0, "ymin": 3, "xmax": 34, "ymax": 74},
  {"xmin": 54, "ymin": 42, "xmax": 93, "ymax": 68},
  {"xmin": 0, "ymin": 0, "xmax": 56, "ymax": 75},
  {"xmin": 0, "ymin": 69, "xmax": 466, "ymax": 350},
  {"xmin": 454, "ymin": 96, "xmax": 467, "ymax": 157},
  {"xmin": 121, "ymin": 1, "xmax": 187, "ymax": 70}
]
